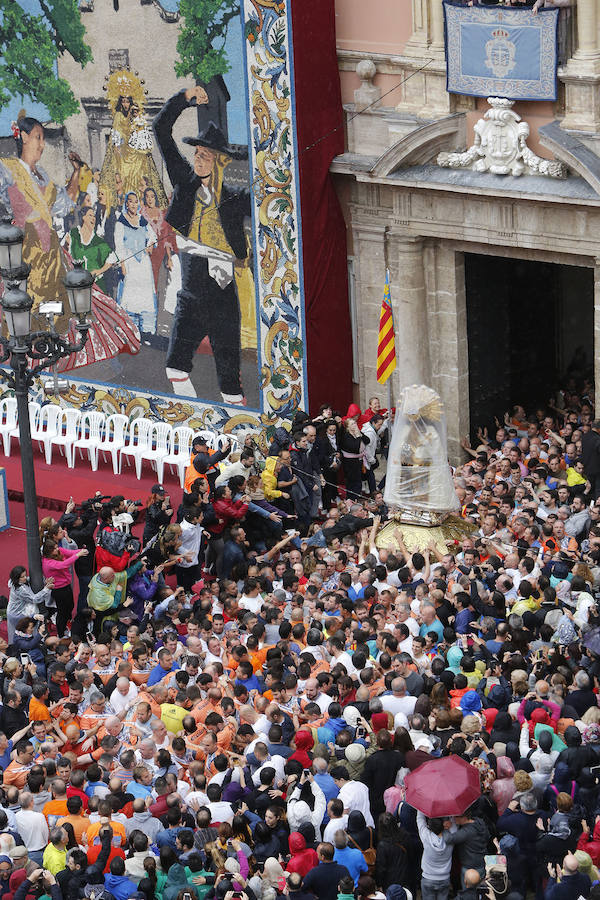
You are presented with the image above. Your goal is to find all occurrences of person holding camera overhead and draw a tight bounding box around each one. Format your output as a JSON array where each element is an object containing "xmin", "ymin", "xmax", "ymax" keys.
[{"xmin": 142, "ymin": 484, "xmax": 173, "ymax": 547}]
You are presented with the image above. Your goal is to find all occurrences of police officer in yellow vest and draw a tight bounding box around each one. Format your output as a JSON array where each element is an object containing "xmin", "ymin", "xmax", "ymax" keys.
[{"xmin": 154, "ymin": 86, "xmax": 251, "ymax": 404}]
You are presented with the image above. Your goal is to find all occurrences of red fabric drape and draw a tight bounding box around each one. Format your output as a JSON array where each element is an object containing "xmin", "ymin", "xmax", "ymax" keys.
[{"xmin": 290, "ymin": 0, "xmax": 353, "ymax": 414}]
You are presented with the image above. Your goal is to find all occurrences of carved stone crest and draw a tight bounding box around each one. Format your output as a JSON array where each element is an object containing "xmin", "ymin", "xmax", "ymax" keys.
[{"xmin": 437, "ymin": 97, "xmax": 567, "ymax": 178}]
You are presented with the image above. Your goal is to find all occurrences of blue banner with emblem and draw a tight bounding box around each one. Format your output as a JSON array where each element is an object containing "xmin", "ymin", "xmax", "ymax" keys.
[{"xmin": 444, "ymin": 3, "xmax": 559, "ymax": 101}]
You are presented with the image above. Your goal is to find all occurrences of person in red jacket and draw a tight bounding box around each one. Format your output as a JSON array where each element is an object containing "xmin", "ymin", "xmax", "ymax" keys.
[
  {"xmin": 577, "ymin": 817, "xmax": 600, "ymax": 866},
  {"xmin": 212, "ymin": 485, "xmax": 249, "ymax": 534},
  {"xmin": 286, "ymin": 831, "xmax": 319, "ymax": 877}
]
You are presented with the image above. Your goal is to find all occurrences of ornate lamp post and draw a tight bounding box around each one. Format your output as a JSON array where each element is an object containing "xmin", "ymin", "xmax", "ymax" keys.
[{"xmin": 0, "ymin": 215, "xmax": 94, "ymax": 592}]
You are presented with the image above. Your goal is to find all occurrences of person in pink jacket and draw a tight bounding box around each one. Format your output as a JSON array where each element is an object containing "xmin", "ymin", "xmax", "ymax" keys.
[{"xmin": 41, "ymin": 538, "xmax": 88, "ymax": 636}]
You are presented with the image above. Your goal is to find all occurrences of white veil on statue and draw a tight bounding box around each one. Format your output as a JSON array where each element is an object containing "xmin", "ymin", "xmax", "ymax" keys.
[{"xmin": 383, "ymin": 384, "xmax": 458, "ymax": 525}]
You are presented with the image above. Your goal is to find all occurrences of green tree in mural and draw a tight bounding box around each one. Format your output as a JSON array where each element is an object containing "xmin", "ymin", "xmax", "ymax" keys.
[
  {"xmin": 175, "ymin": 0, "xmax": 240, "ymax": 83},
  {"xmin": 0, "ymin": 0, "xmax": 92, "ymax": 123}
]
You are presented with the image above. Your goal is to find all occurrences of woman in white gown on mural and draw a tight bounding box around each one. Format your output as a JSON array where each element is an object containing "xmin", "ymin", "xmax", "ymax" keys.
[{"xmin": 114, "ymin": 190, "xmax": 157, "ymax": 341}]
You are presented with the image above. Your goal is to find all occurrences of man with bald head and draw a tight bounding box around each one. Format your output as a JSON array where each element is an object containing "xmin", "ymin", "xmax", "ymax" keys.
[
  {"xmin": 545, "ymin": 853, "xmax": 591, "ymax": 900},
  {"xmin": 43, "ymin": 779, "xmax": 69, "ymax": 827},
  {"xmin": 93, "ymin": 644, "xmax": 116, "ymax": 686},
  {"xmin": 15, "ymin": 792, "xmax": 49, "ymax": 864},
  {"xmin": 88, "ymin": 565, "xmax": 132, "ymax": 626},
  {"xmin": 110, "ymin": 675, "xmax": 138, "ymax": 714}
]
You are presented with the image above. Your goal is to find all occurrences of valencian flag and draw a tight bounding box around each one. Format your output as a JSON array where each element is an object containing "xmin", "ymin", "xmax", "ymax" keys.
[{"xmin": 376, "ymin": 270, "xmax": 396, "ymax": 384}]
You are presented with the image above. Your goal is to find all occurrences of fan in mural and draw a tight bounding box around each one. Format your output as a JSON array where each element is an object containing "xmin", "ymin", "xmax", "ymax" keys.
[
  {"xmin": 0, "ymin": 112, "xmax": 141, "ymax": 371},
  {"xmin": 100, "ymin": 68, "xmax": 168, "ymax": 210}
]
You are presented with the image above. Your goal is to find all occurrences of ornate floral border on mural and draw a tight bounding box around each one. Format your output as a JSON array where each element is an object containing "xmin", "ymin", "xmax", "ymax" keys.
[{"xmin": 1, "ymin": 0, "xmax": 306, "ymax": 454}]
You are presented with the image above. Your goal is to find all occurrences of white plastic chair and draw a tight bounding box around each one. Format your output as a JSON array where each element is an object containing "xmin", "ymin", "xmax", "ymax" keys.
[
  {"xmin": 30, "ymin": 404, "xmax": 62, "ymax": 464},
  {"xmin": 119, "ymin": 417, "xmax": 154, "ymax": 478},
  {"xmin": 142, "ymin": 421, "xmax": 173, "ymax": 484},
  {"xmin": 72, "ymin": 410, "xmax": 106, "ymax": 471},
  {"xmin": 193, "ymin": 429, "xmax": 216, "ymax": 449},
  {"xmin": 163, "ymin": 426, "xmax": 193, "ymax": 488},
  {"xmin": 0, "ymin": 397, "xmax": 17, "ymax": 456},
  {"xmin": 97, "ymin": 414, "xmax": 129, "ymax": 475},
  {"xmin": 48, "ymin": 408, "xmax": 81, "ymax": 468},
  {"xmin": 214, "ymin": 434, "xmax": 231, "ymax": 452},
  {"xmin": 9, "ymin": 401, "xmax": 40, "ymax": 454}
]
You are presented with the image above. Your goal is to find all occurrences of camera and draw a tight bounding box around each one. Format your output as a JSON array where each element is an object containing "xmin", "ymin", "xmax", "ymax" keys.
[{"xmin": 127, "ymin": 500, "xmax": 143, "ymax": 507}]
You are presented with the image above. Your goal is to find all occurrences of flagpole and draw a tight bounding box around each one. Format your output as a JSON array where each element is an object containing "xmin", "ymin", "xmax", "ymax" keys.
[{"xmin": 387, "ymin": 268, "xmax": 394, "ymax": 428}]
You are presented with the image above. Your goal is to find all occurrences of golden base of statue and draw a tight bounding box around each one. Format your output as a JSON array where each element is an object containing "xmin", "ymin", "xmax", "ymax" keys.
[{"xmin": 375, "ymin": 513, "xmax": 478, "ymax": 556}]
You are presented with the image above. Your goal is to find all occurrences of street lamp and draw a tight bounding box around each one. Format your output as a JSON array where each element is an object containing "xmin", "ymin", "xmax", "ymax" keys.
[{"xmin": 0, "ymin": 215, "xmax": 94, "ymax": 592}]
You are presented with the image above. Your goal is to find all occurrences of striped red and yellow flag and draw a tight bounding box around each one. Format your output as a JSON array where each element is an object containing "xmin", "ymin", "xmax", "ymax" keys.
[{"xmin": 376, "ymin": 270, "xmax": 396, "ymax": 384}]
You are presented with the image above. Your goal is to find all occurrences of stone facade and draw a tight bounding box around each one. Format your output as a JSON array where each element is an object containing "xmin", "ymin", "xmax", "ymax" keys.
[{"xmin": 333, "ymin": 0, "xmax": 600, "ymax": 463}]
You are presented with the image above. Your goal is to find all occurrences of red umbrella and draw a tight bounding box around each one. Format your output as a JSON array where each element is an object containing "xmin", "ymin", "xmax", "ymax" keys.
[{"xmin": 404, "ymin": 756, "xmax": 481, "ymax": 817}]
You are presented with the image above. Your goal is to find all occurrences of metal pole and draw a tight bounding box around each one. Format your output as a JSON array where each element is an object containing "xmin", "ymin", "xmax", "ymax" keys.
[{"xmin": 13, "ymin": 351, "xmax": 42, "ymax": 592}]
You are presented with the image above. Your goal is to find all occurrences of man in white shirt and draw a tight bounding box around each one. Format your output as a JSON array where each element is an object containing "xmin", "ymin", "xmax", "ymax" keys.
[
  {"xmin": 110, "ymin": 677, "xmax": 138, "ymax": 714},
  {"xmin": 302, "ymin": 678, "xmax": 332, "ymax": 714},
  {"xmin": 176, "ymin": 510, "xmax": 205, "ymax": 592},
  {"xmin": 323, "ymin": 800, "xmax": 349, "ymax": 843},
  {"xmin": 239, "ymin": 578, "xmax": 263, "ymax": 615},
  {"xmin": 379, "ymin": 678, "xmax": 417, "ymax": 719},
  {"xmin": 327, "ymin": 636, "xmax": 356, "ymax": 676},
  {"xmin": 206, "ymin": 783, "xmax": 234, "ymax": 822},
  {"xmin": 15, "ymin": 792, "xmax": 49, "ymax": 865},
  {"xmin": 331, "ymin": 766, "xmax": 375, "ymax": 828},
  {"xmin": 396, "ymin": 603, "xmax": 419, "ymax": 636}
]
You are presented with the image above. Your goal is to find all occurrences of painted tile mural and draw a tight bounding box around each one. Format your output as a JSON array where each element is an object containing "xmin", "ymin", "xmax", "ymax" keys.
[{"xmin": 0, "ymin": 0, "xmax": 306, "ymax": 446}]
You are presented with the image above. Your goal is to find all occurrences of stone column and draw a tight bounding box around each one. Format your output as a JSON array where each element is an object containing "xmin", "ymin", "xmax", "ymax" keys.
[
  {"xmin": 405, "ymin": 0, "xmax": 431, "ymax": 52},
  {"xmin": 426, "ymin": 242, "xmax": 470, "ymax": 465},
  {"xmin": 575, "ymin": 0, "xmax": 599, "ymax": 60},
  {"xmin": 430, "ymin": 0, "xmax": 445, "ymax": 53},
  {"xmin": 350, "ymin": 219, "xmax": 388, "ymax": 406},
  {"xmin": 595, "ymin": 257, "xmax": 600, "ymax": 407},
  {"xmin": 560, "ymin": 0, "xmax": 600, "ymax": 131},
  {"xmin": 386, "ymin": 232, "xmax": 431, "ymax": 392}
]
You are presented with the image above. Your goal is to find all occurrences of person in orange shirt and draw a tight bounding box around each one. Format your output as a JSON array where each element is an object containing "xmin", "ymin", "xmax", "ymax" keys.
[
  {"xmin": 29, "ymin": 683, "xmax": 52, "ymax": 723},
  {"xmin": 85, "ymin": 799, "xmax": 127, "ymax": 847},
  {"xmin": 57, "ymin": 795, "xmax": 89, "ymax": 843},
  {"xmin": 135, "ymin": 684, "xmax": 166, "ymax": 719},
  {"xmin": 3, "ymin": 740, "xmax": 35, "ymax": 789},
  {"xmin": 80, "ymin": 692, "xmax": 117, "ymax": 733},
  {"xmin": 42, "ymin": 778, "xmax": 70, "ymax": 825},
  {"xmin": 92, "ymin": 644, "xmax": 117, "ymax": 687},
  {"xmin": 192, "ymin": 688, "xmax": 223, "ymax": 725},
  {"xmin": 130, "ymin": 645, "xmax": 153, "ymax": 687}
]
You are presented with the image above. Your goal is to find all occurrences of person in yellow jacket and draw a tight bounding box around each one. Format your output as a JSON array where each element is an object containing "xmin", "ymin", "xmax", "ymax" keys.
[
  {"xmin": 566, "ymin": 459, "xmax": 591, "ymax": 495},
  {"xmin": 261, "ymin": 456, "xmax": 290, "ymax": 501}
]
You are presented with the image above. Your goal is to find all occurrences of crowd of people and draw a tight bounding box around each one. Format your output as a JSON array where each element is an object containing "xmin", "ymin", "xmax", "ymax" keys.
[{"xmin": 4, "ymin": 388, "xmax": 600, "ymax": 900}]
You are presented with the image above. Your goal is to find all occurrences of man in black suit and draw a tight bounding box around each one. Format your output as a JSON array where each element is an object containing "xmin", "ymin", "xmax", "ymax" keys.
[{"xmin": 154, "ymin": 86, "xmax": 251, "ymax": 403}]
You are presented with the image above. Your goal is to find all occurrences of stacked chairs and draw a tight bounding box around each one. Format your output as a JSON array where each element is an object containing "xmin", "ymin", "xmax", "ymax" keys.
[
  {"xmin": 8, "ymin": 401, "xmax": 40, "ymax": 457},
  {"xmin": 0, "ymin": 400, "xmax": 237, "ymax": 484},
  {"xmin": 0, "ymin": 398, "xmax": 17, "ymax": 456},
  {"xmin": 162, "ymin": 426, "xmax": 193, "ymax": 488},
  {"xmin": 97, "ymin": 414, "xmax": 129, "ymax": 475},
  {"xmin": 46, "ymin": 408, "xmax": 81, "ymax": 468},
  {"xmin": 72, "ymin": 411, "xmax": 107, "ymax": 472}
]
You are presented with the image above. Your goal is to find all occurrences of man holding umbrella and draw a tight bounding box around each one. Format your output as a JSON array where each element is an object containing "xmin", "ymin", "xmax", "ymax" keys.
[
  {"xmin": 416, "ymin": 811, "xmax": 453, "ymax": 900},
  {"xmin": 404, "ymin": 755, "xmax": 489, "ymax": 887}
]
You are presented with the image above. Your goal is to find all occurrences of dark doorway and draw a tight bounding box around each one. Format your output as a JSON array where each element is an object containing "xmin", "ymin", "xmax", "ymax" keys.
[{"xmin": 465, "ymin": 253, "xmax": 594, "ymax": 435}]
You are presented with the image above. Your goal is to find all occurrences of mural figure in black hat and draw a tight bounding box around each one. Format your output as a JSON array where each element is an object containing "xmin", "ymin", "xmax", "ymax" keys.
[{"xmin": 154, "ymin": 85, "xmax": 251, "ymax": 405}]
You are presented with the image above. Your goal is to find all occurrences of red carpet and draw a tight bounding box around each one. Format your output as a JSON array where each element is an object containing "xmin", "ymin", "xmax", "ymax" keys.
[
  {"xmin": 0, "ymin": 444, "xmax": 186, "ymax": 592},
  {"xmin": 1, "ymin": 442, "xmax": 184, "ymax": 511}
]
